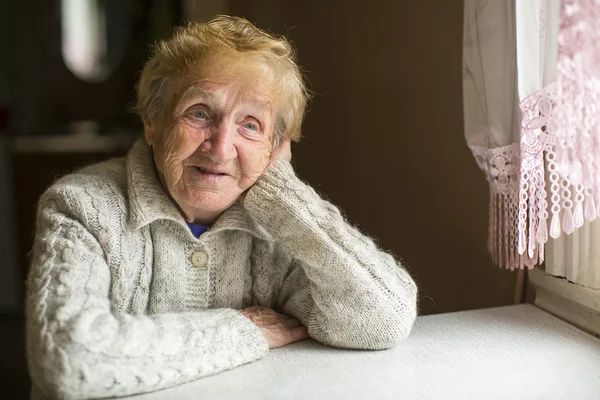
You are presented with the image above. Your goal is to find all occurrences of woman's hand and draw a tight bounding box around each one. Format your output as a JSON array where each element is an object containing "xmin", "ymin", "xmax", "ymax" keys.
[
  {"xmin": 269, "ymin": 138, "xmax": 292, "ymax": 164},
  {"xmin": 240, "ymin": 305, "xmax": 309, "ymax": 348},
  {"xmin": 237, "ymin": 139, "xmax": 292, "ymax": 206}
]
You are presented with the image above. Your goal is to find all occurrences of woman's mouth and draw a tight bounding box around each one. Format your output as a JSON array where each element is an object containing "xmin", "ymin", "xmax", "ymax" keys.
[{"xmin": 193, "ymin": 166, "xmax": 227, "ymax": 178}]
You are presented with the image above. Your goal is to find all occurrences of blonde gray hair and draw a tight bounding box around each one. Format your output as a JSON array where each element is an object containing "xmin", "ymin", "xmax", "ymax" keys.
[{"xmin": 136, "ymin": 15, "xmax": 309, "ymax": 143}]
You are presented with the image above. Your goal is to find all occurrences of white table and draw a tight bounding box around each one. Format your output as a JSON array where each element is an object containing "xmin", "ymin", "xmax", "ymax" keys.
[{"xmin": 117, "ymin": 304, "xmax": 600, "ymax": 400}]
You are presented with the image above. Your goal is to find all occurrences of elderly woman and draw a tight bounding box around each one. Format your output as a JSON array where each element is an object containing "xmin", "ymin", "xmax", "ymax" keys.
[{"xmin": 26, "ymin": 16, "xmax": 418, "ymax": 400}]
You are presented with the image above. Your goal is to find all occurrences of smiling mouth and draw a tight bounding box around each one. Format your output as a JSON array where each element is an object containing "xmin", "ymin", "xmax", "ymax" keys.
[{"xmin": 194, "ymin": 166, "xmax": 227, "ymax": 176}]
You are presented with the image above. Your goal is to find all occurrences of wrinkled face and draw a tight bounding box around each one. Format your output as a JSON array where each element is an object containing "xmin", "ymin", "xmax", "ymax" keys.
[{"xmin": 145, "ymin": 57, "xmax": 277, "ymax": 224}]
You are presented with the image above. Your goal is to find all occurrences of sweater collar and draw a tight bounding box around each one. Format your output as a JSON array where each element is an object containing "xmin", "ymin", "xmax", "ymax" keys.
[{"xmin": 126, "ymin": 140, "xmax": 269, "ymax": 240}]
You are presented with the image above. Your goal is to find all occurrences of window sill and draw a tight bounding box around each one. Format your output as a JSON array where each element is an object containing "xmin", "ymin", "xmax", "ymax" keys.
[{"xmin": 529, "ymin": 267, "xmax": 600, "ymax": 337}]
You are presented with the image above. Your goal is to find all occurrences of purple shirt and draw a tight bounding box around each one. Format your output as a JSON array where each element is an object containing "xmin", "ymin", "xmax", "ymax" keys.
[{"xmin": 186, "ymin": 222, "xmax": 209, "ymax": 238}]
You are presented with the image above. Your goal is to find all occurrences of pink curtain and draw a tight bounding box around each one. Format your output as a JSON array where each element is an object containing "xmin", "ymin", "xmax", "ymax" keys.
[{"xmin": 463, "ymin": 0, "xmax": 600, "ymax": 270}]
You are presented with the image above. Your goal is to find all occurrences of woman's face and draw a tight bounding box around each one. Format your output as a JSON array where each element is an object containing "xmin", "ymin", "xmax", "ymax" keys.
[{"xmin": 146, "ymin": 58, "xmax": 277, "ymax": 224}]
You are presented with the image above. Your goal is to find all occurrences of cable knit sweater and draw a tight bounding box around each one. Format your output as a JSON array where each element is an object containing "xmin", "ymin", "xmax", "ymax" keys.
[{"xmin": 26, "ymin": 140, "xmax": 418, "ymax": 400}]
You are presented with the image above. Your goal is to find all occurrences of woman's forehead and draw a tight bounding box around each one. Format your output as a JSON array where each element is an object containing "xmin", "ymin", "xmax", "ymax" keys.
[
  {"xmin": 176, "ymin": 62, "xmax": 277, "ymax": 110},
  {"xmin": 181, "ymin": 79, "xmax": 274, "ymax": 103}
]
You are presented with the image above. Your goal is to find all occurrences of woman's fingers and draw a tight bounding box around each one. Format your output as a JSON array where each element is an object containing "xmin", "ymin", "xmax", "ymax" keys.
[
  {"xmin": 283, "ymin": 317, "xmax": 302, "ymax": 329},
  {"xmin": 239, "ymin": 306, "xmax": 309, "ymax": 348},
  {"xmin": 288, "ymin": 326, "xmax": 309, "ymax": 343},
  {"xmin": 269, "ymin": 139, "xmax": 292, "ymax": 164}
]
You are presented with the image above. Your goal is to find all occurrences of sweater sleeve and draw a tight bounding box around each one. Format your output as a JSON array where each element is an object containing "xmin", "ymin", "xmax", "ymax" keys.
[
  {"xmin": 244, "ymin": 159, "xmax": 418, "ymax": 350},
  {"xmin": 26, "ymin": 188, "xmax": 269, "ymax": 400}
]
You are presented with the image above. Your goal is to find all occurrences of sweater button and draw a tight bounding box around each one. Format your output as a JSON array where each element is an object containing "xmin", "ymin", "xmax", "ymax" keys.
[{"xmin": 191, "ymin": 251, "xmax": 208, "ymax": 268}]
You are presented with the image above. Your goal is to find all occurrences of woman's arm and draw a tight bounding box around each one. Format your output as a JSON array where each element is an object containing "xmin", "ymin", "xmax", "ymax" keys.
[
  {"xmin": 26, "ymin": 188, "xmax": 268, "ymax": 400},
  {"xmin": 244, "ymin": 159, "xmax": 418, "ymax": 350}
]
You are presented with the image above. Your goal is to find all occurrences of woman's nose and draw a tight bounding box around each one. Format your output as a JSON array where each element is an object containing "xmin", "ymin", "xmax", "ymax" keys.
[{"xmin": 199, "ymin": 121, "xmax": 237, "ymax": 162}]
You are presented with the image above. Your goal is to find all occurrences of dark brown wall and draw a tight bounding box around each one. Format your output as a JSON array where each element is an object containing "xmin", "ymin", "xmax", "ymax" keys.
[
  {"xmin": 231, "ymin": 0, "xmax": 518, "ymax": 315},
  {"xmin": 8, "ymin": 1, "xmax": 178, "ymax": 136}
]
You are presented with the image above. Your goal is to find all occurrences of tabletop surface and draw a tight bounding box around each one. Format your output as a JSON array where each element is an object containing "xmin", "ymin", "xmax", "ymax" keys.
[{"xmin": 111, "ymin": 304, "xmax": 600, "ymax": 400}]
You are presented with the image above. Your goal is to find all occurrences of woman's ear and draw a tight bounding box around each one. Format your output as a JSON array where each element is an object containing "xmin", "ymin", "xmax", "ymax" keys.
[{"xmin": 143, "ymin": 122, "xmax": 154, "ymax": 146}]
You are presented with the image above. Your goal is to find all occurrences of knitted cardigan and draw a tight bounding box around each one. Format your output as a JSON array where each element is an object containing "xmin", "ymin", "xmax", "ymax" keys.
[{"xmin": 26, "ymin": 140, "xmax": 418, "ymax": 399}]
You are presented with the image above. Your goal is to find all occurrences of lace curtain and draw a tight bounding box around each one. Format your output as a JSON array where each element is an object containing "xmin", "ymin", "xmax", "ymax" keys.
[{"xmin": 463, "ymin": 0, "xmax": 600, "ymax": 275}]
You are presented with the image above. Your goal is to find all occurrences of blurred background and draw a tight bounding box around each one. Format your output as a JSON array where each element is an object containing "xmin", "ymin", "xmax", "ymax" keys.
[{"xmin": 0, "ymin": 0, "xmax": 524, "ymax": 397}]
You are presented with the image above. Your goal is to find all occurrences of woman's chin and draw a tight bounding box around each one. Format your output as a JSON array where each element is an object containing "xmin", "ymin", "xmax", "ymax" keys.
[{"xmin": 183, "ymin": 188, "xmax": 239, "ymax": 213}]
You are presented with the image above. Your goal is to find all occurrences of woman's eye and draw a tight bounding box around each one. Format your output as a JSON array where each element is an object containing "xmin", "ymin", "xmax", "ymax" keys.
[
  {"xmin": 191, "ymin": 110, "xmax": 208, "ymax": 119},
  {"xmin": 243, "ymin": 122, "xmax": 258, "ymax": 131}
]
